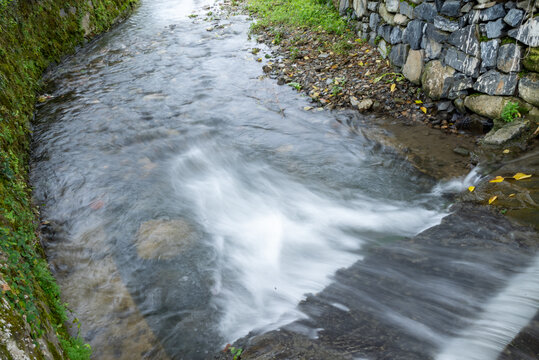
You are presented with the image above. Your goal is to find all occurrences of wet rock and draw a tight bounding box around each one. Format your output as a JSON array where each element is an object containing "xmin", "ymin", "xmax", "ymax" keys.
[
  {"xmin": 455, "ymin": 114, "xmax": 493, "ymax": 133},
  {"xmin": 413, "ymin": 2, "xmax": 437, "ymax": 22},
  {"xmin": 480, "ymin": 3, "xmax": 506, "ymax": 21},
  {"xmin": 389, "ymin": 43, "xmax": 410, "ymax": 67},
  {"xmin": 403, "ymin": 49, "xmax": 424, "ymax": 85},
  {"xmin": 135, "ymin": 219, "xmax": 197, "ymax": 260},
  {"xmin": 497, "ymin": 43, "xmax": 521, "ymax": 73},
  {"xmin": 504, "ymin": 8, "xmax": 524, "ymax": 27},
  {"xmin": 518, "ymin": 73, "xmax": 539, "ymax": 107},
  {"xmin": 448, "ymin": 25, "xmax": 480, "ymax": 58},
  {"xmin": 473, "ymin": 70, "xmax": 518, "ymax": 96},
  {"xmin": 434, "ymin": 16, "xmax": 459, "ymax": 32},
  {"xmin": 421, "ymin": 60, "xmax": 455, "ymax": 100},
  {"xmin": 399, "ymin": 1, "xmax": 414, "ymax": 19},
  {"xmin": 444, "ymin": 47, "xmax": 480, "ymax": 78},
  {"xmin": 403, "ymin": 20, "xmax": 425, "ymax": 50},
  {"xmin": 369, "ymin": 13, "xmax": 380, "ymax": 31},
  {"xmin": 486, "ymin": 18, "xmax": 507, "ymax": 38},
  {"xmin": 379, "ymin": 3, "xmax": 396, "ymax": 25},
  {"xmin": 522, "ymin": 47, "xmax": 539, "ymax": 72},
  {"xmin": 454, "ymin": 98, "xmax": 466, "ymax": 113},
  {"xmin": 482, "ymin": 120, "xmax": 530, "ymax": 145},
  {"xmin": 464, "ymin": 95, "xmax": 521, "ymax": 119},
  {"xmin": 480, "ymin": 39, "xmax": 500, "ymax": 72},
  {"xmin": 353, "ymin": 0, "xmax": 367, "ymax": 17},
  {"xmin": 508, "ymin": 17, "xmax": 539, "ymax": 47},
  {"xmin": 355, "ymin": 98, "xmax": 374, "ymax": 111},
  {"xmin": 453, "ymin": 147, "xmax": 470, "ymax": 156},
  {"xmin": 386, "ymin": 0, "xmax": 399, "ymax": 13},
  {"xmin": 440, "ymin": 1, "xmax": 461, "ymax": 17}
]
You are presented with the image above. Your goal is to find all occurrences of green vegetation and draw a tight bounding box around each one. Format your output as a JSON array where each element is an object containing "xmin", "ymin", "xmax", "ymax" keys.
[
  {"xmin": 246, "ymin": 0, "xmax": 347, "ymax": 34},
  {"xmin": 501, "ymin": 101, "xmax": 521, "ymax": 122},
  {"xmin": 229, "ymin": 346, "xmax": 243, "ymax": 360},
  {"xmin": 0, "ymin": 0, "xmax": 138, "ymax": 358},
  {"xmin": 288, "ymin": 82, "xmax": 302, "ymax": 90}
]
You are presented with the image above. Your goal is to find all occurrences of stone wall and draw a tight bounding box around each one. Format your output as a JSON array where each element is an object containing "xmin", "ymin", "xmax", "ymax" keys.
[{"xmin": 335, "ymin": 0, "xmax": 539, "ymax": 142}]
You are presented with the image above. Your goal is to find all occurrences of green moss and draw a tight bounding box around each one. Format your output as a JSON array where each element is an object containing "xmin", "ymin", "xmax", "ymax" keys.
[
  {"xmin": 0, "ymin": 0, "xmax": 138, "ymax": 358},
  {"xmin": 522, "ymin": 47, "xmax": 539, "ymax": 72}
]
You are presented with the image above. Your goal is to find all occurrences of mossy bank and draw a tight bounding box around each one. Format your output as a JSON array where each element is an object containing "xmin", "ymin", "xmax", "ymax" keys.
[{"xmin": 0, "ymin": 0, "xmax": 138, "ymax": 358}]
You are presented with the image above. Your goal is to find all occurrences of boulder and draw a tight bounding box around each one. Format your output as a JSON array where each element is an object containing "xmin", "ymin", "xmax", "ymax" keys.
[
  {"xmin": 447, "ymin": 25, "xmax": 480, "ymax": 57},
  {"xmin": 464, "ymin": 95, "xmax": 529, "ymax": 119},
  {"xmin": 508, "ymin": 18, "xmax": 539, "ymax": 47},
  {"xmin": 503, "ymin": 8, "xmax": 524, "ymax": 27},
  {"xmin": 385, "ymin": 0, "xmax": 399, "ymax": 13},
  {"xmin": 403, "ymin": 49, "xmax": 424, "ymax": 85},
  {"xmin": 403, "ymin": 20, "xmax": 425, "ymax": 50},
  {"xmin": 444, "ymin": 47, "xmax": 480, "ymax": 78},
  {"xmin": 440, "ymin": 1, "xmax": 461, "ymax": 17},
  {"xmin": 434, "ymin": 16, "xmax": 459, "ymax": 32},
  {"xmin": 485, "ymin": 18, "xmax": 507, "ymax": 38},
  {"xmin": 353, "ymin": 0, "xmax": 367, "ymax": 17},
  {"xmin": 421, "ymin": 60, "xmax": 456, "ymax": 100},
  {"xmin": 496, "ymin": 43, "xmax": 521, "ymax": 73},
  {"xmin": 135, "ymin": 219, "xmax": 197, "ymax": 260},
  {"xmin": 399, "ymin": 1, "xmax": 414, "ymax": 19},
  {"xmin": 413, "ymin": 2, "xmax": 437, "ymax": 22},
  {"xmin": 479, "ymin": 3, "xmax": 506, "ymax": 21},
  {"xmin": 480, "ymin": 39, "xmax": 500, "ymax": 72},
  {"xmin": 389, "ymin": 43, "xmax": 410, "ymax": 67},
  {"xmin": 482, "ymin": 120, "xmax": 529, "ymax": 145},
  {"xmin": 473, "ymin": 70, "xmax": 518, "ymax": 96},
  {"xmin": 518, "ymin": 73, "xmax": 539, "ymax": 107},
  {"xmin": 379, "ymin": 3, "xmax": 396, "ymax": 25}
]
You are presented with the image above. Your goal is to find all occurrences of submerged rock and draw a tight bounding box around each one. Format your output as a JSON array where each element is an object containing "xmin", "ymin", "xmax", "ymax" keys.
[
  {"xmin": 482, "ymin": 120, "xmax": 530, "ymax": 145},
  {"xmin": 135, "ymin": 219, "xmax": 197, "ymax": 260}
]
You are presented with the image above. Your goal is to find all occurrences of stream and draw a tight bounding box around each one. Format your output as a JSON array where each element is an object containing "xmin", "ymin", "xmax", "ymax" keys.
[{"xmin": 30, "ymin": 0, "xmax": 538, "ymax": 359}]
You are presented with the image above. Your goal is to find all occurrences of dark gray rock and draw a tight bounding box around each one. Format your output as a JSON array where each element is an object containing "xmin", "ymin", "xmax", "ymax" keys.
[
  {"xmin": 413, "ymin": 2, "xmax": 437, "ymax": 22},
  {"xmin": 424, "ymin": 37, "xmax": 443, "ymax": 59},
  {"xmin": 467, "ymin": 10, "xmax": 481, "ymax": 24},
  {"xmin": 389, "ymin": 43, "xmax": 410, "ymax": 67},
  {"xmin": 368, "ymin": 31, "xmax": 377, "ymax": 47},
  {"xmin": 461, "ymin": 2, "xmax": 473, "ymax": 13},
  {"xmin": 440, "ymin": 1, "xmax": 461, "ymax": 17},
  {"xmin": 369, "ymin": 13, "xmax": 380, "ymax": 31},
  {"xmin": 444, "ymin": 47, "xmax": 480, "ymax": 78},
  {"xmin": 399, "ymin": 1, "xmax": 414, "ymax": 19},
  {"xmin": 480, "ymin": 4, "xmax": 506, "ymax": 21},
  {"xmin": 505, "ymin": 1, "xmax": 517, "ymax": 10},
  {"xmin": 503, "ymin": 8, "xmax": 524, "ymax": 27},
  {"xmin": 480, "ymin": 39, "xmax": 500, "ymax": 72},
  {"xmin": 389, "ymin": 26, "xmax": 403, "ymax": 44},
  {"xmin": 497, "ymin": 43, "xmax": 521, "ymax": 73},
  {"xmin": 435, "ymin": 0, "xmax": 444, "ymax": 12},
  {"xmin": 338, "ymin": 0, "xmax": 349, "ymax": 15},
  {"xmin": 485, "ymin": 19, "xmax": 507, "ymax": 39},
  {"xmin": 367, "ymin": 1, "xmax": 378, "ymax": 11},
  {"xmin": 378, "ymin": 24, "xmax": 393, "ymax": 43},
  {"xmin": 473, "ymin": 70, "xmax": 518, "ymax": 96},
  {"xmin": 448, "ymin": 73, "xmax": 474, "ymax": 99},
  {"xmin": 425, "ymin": 23, "xmax": 449, "ymax": 43},
  {"xmin": 403, "ymin": 20, "xmax": 425, "ymax": 50},
  {"xmin": 448, "ymin": 25, "xmax": 480, "ymax": 57},
  {"xmin": 508, "ymin": 18, "xmax": 539, "ymax": 47},
  {"xmin": 434, "ymin": 16, "xmax": 459, "ymax": 32}
]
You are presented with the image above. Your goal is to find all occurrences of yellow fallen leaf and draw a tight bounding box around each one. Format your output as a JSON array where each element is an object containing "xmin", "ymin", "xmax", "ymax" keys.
[
  {"xmin": 488, "ymin": 196, "xmax": 497, "ymax": 204},
  {"xmin": 415, "ymin": 100, "xmax": 423, "ymax": 104},
  {"xmin": 513, "ymin": 173, "xmax": 532, "ymax": 180},
  {"xmin": 304, "ymin": 56, "xmax": 309, "ymax": 60},
  {"xmin": 468, "ymin": 186, "xmax": 475, "ymax": 192},
  {"xmin": 420, "ymin": 106, "xmax": 427, "ymax": 114},
  {"xmin": 509, "ymin": 193, "xmax": 515, "ymax": 197},
  {"xmin": 502, "ymin": 149, "xmax": 510, "ymax": 154},
  {"xmin": 365, "ymin": 49, "xmax": 370, "ymax": 53},
  {"xmin": 390, "ymin": 83, "xmax": 396, "ymax": 92},
  {"xmin": 489, "ymin": 176, "xmax": 504, "ymax": 183},
  {"xmin": 358, "ymin": 61, "xmax": 363, "ymax": 66}
]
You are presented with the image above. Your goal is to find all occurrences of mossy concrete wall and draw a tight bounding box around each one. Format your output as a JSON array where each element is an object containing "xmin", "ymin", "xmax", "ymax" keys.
[{"xmin": 0, "ymin": 0, "xmax": 137, "ymax": 358}]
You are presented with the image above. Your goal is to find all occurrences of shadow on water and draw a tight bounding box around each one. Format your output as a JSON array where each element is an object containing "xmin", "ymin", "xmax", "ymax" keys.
[{"xmin": 31, "ymin": 0, "xmax": 538, "ymax": 359}]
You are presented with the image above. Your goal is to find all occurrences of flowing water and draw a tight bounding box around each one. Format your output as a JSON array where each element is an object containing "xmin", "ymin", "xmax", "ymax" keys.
[{"xmin": 30, "ymin": 0, "xmax": 538, "ymax": 359}]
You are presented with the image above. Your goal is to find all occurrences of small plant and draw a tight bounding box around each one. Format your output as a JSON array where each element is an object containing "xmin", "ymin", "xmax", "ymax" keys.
[
  {"xmin": 331, "ymin": 85, "xmax": 343, "ymax": 96},
  {"xmin": 229, "ymin": 347, "xmax": 243, "ymax": 360},
  {"xmin": 372, "ymin": 72, "xmax": 405, "ymax": 84},
  {"xmin": 290, "ymin": 46, "xmax": 299, "ymax": 59},
  {"xmin": 501, "ymin": 101, "xmax": 521, "ymax": 122},
  {"xmin": 288, "ymin": 82, "xmax": 302, "ymax": 90}
]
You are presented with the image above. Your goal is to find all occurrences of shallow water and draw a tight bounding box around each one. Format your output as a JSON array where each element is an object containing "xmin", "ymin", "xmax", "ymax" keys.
[{"xmin": 31, "ymin": 0, "xmax": 538, "ymax": 359}]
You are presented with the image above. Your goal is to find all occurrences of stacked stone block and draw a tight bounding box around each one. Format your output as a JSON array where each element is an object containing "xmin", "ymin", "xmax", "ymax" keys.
[{"xmin": 336, "ymin": 0, "xmax": 539, "ymax": 121}]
